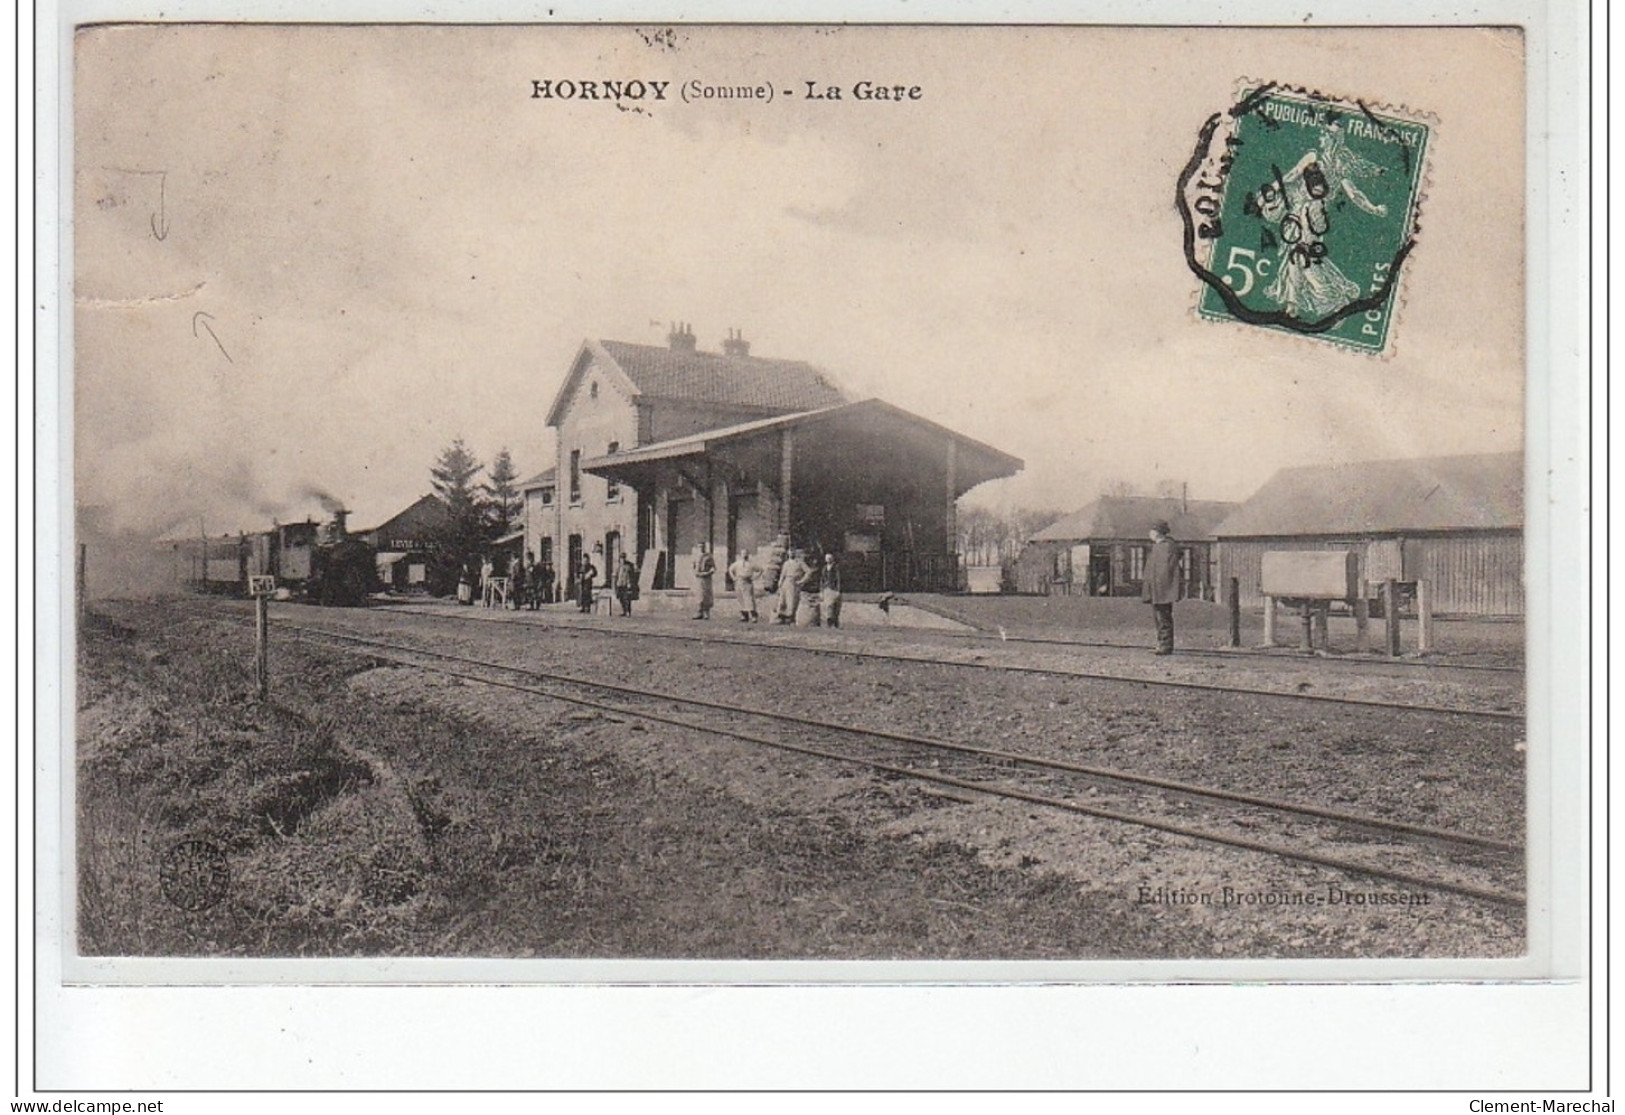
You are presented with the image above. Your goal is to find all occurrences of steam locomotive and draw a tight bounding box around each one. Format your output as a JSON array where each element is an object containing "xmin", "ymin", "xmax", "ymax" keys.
[{"xmin": 170, "ymin": 509, "xmax": 377, "ymax": 606}]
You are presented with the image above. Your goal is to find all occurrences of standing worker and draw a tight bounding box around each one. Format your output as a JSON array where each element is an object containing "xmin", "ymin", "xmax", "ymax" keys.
[
  {"xmin": 815, "ymin": 552, "xmax": 842, "ymax": 628},
  {"xmin": 1141, "ymin": 519, "xmax": 1182, "ymax": 655},
  {"xmin": 802, "ymin": 552, "xmax": 822, "ymax": 627},
  {"xmin": 529, "ymin": 553, "xmax": 543, "ymax": 609},
  {"xmin": 775, "ymin": 548, "xmax": 809, "ymax": 625},
  {"xmin": 577, "ymin": 552, "xmax": 598, "ymax": 614},
  {"xmin": 614, "ymin": 554, "xmax": 638, "ymax": 616},
  {"xmin": 692, "ymin": 543, "xmax": 716, "ymax": 620},
  {"xmin": 510, "ymin": 553, "xmax": 529, "ymax": 611},
  {"xmin": 728, "ymin": 550, "xmax": 759, "ymax": 623}
]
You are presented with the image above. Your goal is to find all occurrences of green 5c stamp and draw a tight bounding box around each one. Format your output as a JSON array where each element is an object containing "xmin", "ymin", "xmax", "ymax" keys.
[{"xmin": 1178, "ymin": 84, "xmax": 1430, "ymax": 354}]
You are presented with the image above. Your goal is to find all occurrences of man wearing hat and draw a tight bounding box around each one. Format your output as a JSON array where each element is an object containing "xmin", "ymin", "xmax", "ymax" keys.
[{"xmin": 1141, "ymin": 519, "xmax": 1183, "ymax": 655}]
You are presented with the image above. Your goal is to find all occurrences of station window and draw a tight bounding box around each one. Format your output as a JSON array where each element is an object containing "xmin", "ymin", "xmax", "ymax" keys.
[
  {"xmin": 540, "ymin": 487, "xmax": 554, "ymax": 507},
  {"xmin": 1128, "ymin": 546, "xmax": 1146, "ymax": 581},
  {"xmin": 569, "ymin": 450, "xmax": 581, "ymax": 504}
]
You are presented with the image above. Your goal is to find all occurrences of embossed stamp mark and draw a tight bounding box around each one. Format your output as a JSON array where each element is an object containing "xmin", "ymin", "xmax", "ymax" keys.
[
  {"xmin": 1178, "ymin": 85, "xmax": 1430, "ymax": 354},
  {"xmin": 158, "ymin": 837, "xmax": 230, "ymax": 912}
]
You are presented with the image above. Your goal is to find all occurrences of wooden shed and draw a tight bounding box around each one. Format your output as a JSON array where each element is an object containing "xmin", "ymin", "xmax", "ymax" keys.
[
  {"xmin": 354, "ymin": 494, "xmax": 458, "ymax": 595},
  {"xmin": 1213, "ymin": 451, "xmax": 1523, "ymax": 617},
  {"xmin": 1014, "ymin": 496, "xmax": 1237, "ymax": 599}
]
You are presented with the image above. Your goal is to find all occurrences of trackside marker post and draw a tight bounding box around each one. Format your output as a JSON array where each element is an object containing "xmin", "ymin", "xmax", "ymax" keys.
[
  {"xmin": 1227, "ymin": 577, "xmax": 1241, "ymax": 648},
  {"xmin": 249, "ymin": 574, "xmax": 276, "ymax": 698},
  {"xmin": 1383, "ymin": 579, "xmax": 1401, "ymax": 657},
  {"xmin": 1354, "ymin": 579, "xmax": 1371, "ymax": 654}
]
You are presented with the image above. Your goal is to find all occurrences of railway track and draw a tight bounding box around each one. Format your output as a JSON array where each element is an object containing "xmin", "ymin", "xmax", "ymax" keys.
[
  {"xmin": 868, "ymin": 596, "xmax": 1524, "ymax": 675},
  {"xmin": 926, "ymin": 627, "xmax": 1519, "ymax": 674},
  {"xmin": 258, "ymin": 614, "xmax": 1525, "ymax": 911},
  {"xmin": 365, "ymin": 601, "xmax": 1523, "ymax": 722}
]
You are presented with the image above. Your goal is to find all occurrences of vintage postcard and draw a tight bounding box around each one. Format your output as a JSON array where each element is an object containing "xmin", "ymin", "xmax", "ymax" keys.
[{"xmin": 36, "ymin": 6, "xmax": 1592, "ymax": 1093}]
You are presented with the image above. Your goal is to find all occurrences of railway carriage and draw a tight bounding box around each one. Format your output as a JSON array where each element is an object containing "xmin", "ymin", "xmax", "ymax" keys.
[{"xmin": 166, "ymin": 510, "xmax": 377, "ymax": 605}]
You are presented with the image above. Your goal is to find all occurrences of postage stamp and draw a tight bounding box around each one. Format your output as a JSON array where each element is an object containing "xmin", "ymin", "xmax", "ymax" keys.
[{"xmin": 1179, "ymin": 84, "xmax": 1432, "ymax": 355}]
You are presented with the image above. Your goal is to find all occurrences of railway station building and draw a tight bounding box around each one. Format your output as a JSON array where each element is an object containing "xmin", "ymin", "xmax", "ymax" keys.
[
  {"xmin": 1212, "ymin": 451, "xmax": 1524, "ymax": 617},
  {"xmin": 517, "ymin": 468, "xmax": 557, "ymax": 568},
  {"xmin": 528, "ymin": 325, "xmax": 1023, "ymax": 600}
]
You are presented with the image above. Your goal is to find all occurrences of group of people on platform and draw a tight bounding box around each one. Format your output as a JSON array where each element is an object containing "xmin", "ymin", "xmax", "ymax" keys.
[
  {"xmin": 702, "ymin": 544, "xmax": 842, "ymax": 628},
  {"xmin": 558, "ymin": 550, "xmax": 639, "ymax": 616},
  {"xmin": 456, "ymin": 542, "xmax": 844, "ymax": 629},
  {"xmin": 458, "ymin": 553, "xmax": 558, "ymax": 611},
  {"xmin": 451, "ymin": 525, "xmax": 1181, "ymax": 653}
]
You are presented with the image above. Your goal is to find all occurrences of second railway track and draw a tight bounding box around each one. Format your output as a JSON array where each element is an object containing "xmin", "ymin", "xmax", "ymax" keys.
[
  {"xmin": 365, "ymin": 601, "xmax": 1524, "ymax": 722},
  {"xmin": 262, "ymin": 615, "xmax": 1525, "ymax": 911}
]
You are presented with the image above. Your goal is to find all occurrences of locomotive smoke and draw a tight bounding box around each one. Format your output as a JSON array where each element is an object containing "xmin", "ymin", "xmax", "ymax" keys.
[
  {"xmin": 74, "ymin": 454, "xmax": 356, "ymax": 598},
  {"xmin": 297, "ymin": 484, "xmax": 349, "ymax": 516}
]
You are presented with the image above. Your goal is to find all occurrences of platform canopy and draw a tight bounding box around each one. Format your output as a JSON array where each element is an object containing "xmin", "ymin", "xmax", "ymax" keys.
[{"xmin": 581, "ymin": 398, "xmax": 1022, "ymax": 496}]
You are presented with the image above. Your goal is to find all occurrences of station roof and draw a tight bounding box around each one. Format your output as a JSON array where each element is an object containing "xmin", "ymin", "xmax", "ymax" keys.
[
  {"xmin": 582, "ymin": 398, "xmax": 1023, "ymax": 496},
  {"xmin": 1213, "ymin": 451, "xmax": 1523, "ymax": 537},
  {"xmin": 518, "ymin": 467, "xmax": 556, "ymax": 492},
  {"xmin": 544, "ymin": 338, "xmax": 849, "ymax": 428},
  {"xmin": 352, "ymin": 493, "xmax": 453, "ymax": 539},
  {"xmin": 1032, "ymin": 496, "xmax": 1239, "ymax": 543}
]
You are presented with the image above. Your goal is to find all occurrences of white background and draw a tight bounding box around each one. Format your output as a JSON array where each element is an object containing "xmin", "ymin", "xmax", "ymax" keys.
[{"xmin": 19, "ymin": 0, "xmax": 1601, "ymax": 1102}]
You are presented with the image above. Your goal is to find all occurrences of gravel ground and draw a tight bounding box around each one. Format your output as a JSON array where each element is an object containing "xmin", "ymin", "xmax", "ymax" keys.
[
  {"xmin": 259, "ymin": 597, "xmax": 1527, "ymax": 957},
  {"xmin": 381, "ymin": 600, "xmax": 1527, "ymax": 716},
  {"xmin": 349, "ymin": 602, "xmax": 1526, "ymax": 820}
]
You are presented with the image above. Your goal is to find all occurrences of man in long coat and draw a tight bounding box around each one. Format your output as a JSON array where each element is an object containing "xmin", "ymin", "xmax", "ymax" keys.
[
  {"xmin": 510, "ymin": 554, "xmax": 530, "ymax": 611},
  {"xmin": 613, "ymin": 555, "xmax": 638, "ymax": 616},
  {"xmin": 1141, "ymin": 519, "xmax": 1183, "ymax": 655},
  {"xmin": 577, "ymin": 553, "xmax": 598, "ymax": 614},
  {"xmin": 692, "ymin": 543, "xmax": 716, "ymax": 620},
  {"xmin": 728, "ymin": 551, "xmax": 759, "ymax": 622},
  {"xmin": 775, "ymin": 549, "xmax": 809, "ymax": 625},
  {"xmin": 814, "ymin": 552, "xmax": 842, "ymax": 628}
]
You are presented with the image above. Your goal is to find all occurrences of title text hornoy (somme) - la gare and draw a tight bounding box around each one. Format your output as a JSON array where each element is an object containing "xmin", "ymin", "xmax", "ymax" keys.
[{"xmin": 529, "ymin": 78, "xmax": 925, "ymax": 102}]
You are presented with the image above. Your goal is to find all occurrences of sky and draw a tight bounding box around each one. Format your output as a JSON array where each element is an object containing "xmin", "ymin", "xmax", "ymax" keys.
[{"xmin": 71, "ymin": 23, "xmax": 1526, "ymax": 536}]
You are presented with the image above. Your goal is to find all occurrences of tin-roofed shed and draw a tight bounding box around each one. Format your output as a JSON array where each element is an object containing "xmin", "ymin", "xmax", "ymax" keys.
[{"xmin": 1213, "ymin": 451, "xmax": 1523, "ymax": 616}]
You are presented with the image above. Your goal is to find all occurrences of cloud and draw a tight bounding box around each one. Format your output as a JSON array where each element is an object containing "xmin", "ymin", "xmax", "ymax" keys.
[{"xmin": 71, "ymin": 24, "xmax": 1526, "ymax": 534}]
